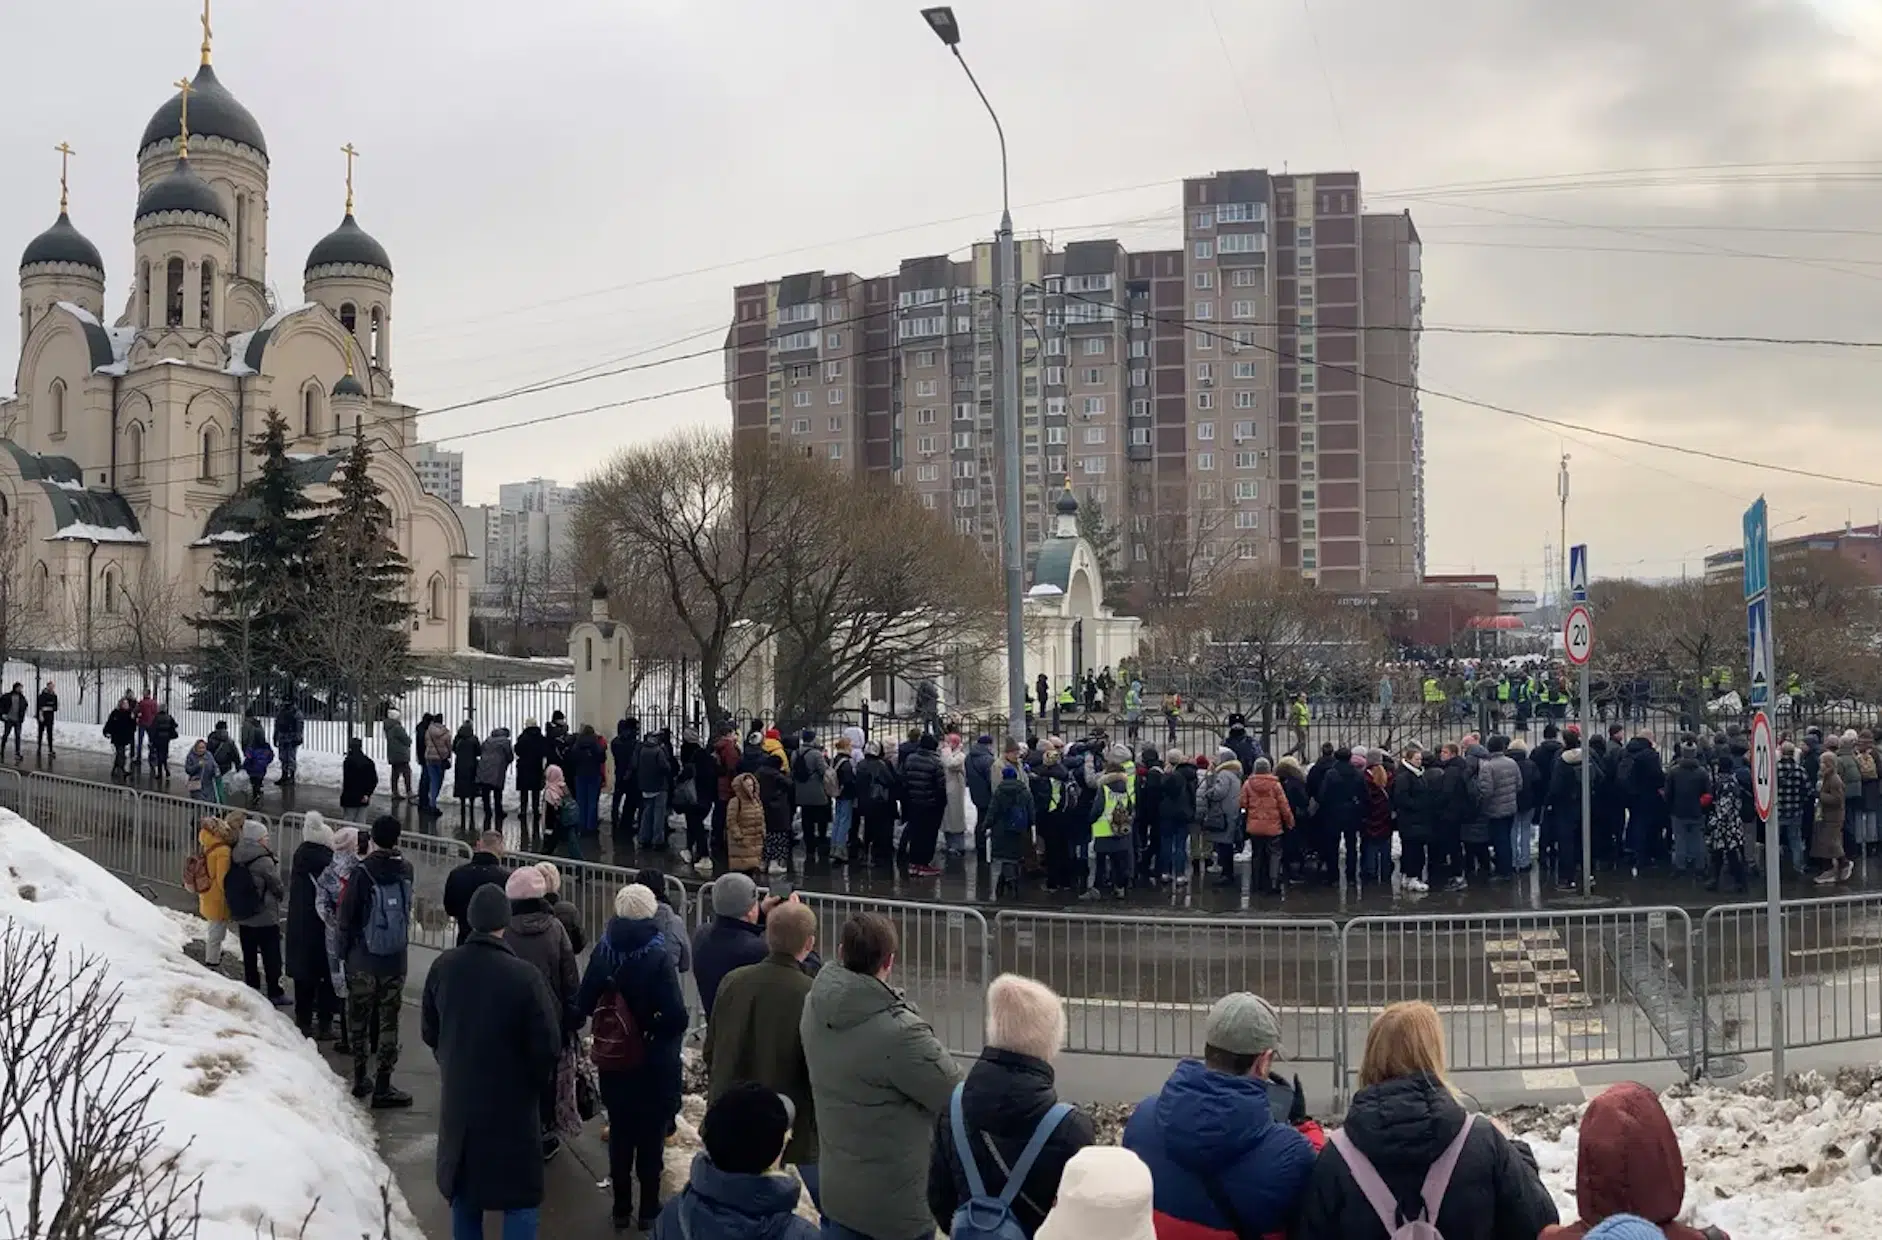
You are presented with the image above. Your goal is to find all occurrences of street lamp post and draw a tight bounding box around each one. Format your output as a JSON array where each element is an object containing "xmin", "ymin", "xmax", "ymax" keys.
[{"xmin": 923, "ymin": 6, "xmax": 1028, "ymax": 740}]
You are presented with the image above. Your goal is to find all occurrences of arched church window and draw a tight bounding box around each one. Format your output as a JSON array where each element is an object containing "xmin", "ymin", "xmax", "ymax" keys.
[
  {"xmin": 101, "ymin": 568, "xmax": 117, "ymax": 614},
  {"xmin": 340, "ymin": 303, "xmax": 357, "ymax": 335},
  {"xmin": 201, "ymin": 426, "xmax": 219, "ymax": 481},
  {"xmin": 200, "ymin": 259, "xmax": 215, "ymax": 331},
  {"xmin": 48, "ymin": 381, "xmax": 65, "ymax": 437},
  {"xmin": 428, "ymin": 574, "xmax": 445, "ymax": 621},
  {"xmin": 21, "ymin": 306, "xmax": 30, "ymax": 335},
  {"xmin": 303, "ymin": 388, "xmax": 317, "ymax": 438},
  {"xmin": 370, "ymin": 307, "xmax": 384, "ymax": 368},
  {"xmin": 165, "ymin": 259, "xmax": 184, "ymax": 327},
  {"xmin": 140, "ymin": 261, "xmax": 151, "ymax": 327},
  {"xmin": 33, "ymin": 563, "xmax": 49, "ymax": 607},
  {"xmin": 127, "ymin": 424, "xmax": 144, "ymax": 481},
  {"xmin": 235, "ymin": 195, "xmax": 247, "ymax": 274}
]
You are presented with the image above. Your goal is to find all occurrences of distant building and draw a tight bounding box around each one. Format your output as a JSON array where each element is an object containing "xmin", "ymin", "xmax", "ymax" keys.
[
  {"xmin": 409, "ymin": 443, "xmax": 464, "ymax": 504},
  {"xmin": 1704, "ymin": 523, "xmax": 1882, "ymax": 588}
]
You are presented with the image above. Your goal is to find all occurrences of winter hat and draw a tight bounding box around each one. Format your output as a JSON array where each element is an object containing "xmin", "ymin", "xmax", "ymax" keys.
[
  {"xmin": 1036, "ymin": 1147, "xmax": 1156, "ymax": 1240},
  {"xmin": 1195, "ymin": 755, "xmax": 1210, "ymax": 771},
  {"xmin": 763, "ymin": 727, "xmax": 781, "ymax": 741},
  {"xmin": 467, "ymin": 885, "xmax": 510, "ymax": 934},
  {"xmin": 978, "ymin": 733, "xmax": 993, "ymax": 746},
  {"xmin": 919, "ymin": 733, "xmax": 940, "ymax": 751},
  {"xmin": 1218, "ymin": 747, "xmax": 1237, "ymax": 765},
  {"xmin": 505, "ymin": 866, "xmax": 548, "ymax": 901},
  {"xmin": 865, "ymin": 739, "xmax": 884, "ymax": 758},
  {"xmin": 1582, "ymin": 1218, "xmax": 1665, "ymax": 1240},
  {"xmin": 801, "ymin": 728, "xmax": 816, "ymax": 744},
  {"xmin": 385, "ymin": 708, "xmax": 400, "ymax": 722},
  {"xmin": 614, "ymin": 883, "xmax": 658, "ymax": 921},
  {"xmin": 1349, "ymin": 750, "xmax": 1368, "ymax": 768},
  {"xmin": 301, "ymin": 811, "xmax": 333, "ymax": 848},
  {"xmin": 712, "ymin": 872, "xmax": 760, "ymax": 918},
  {"xmin": 534, "ymin": 860, "xmax": 563, "ymax": 893},
  {"xmin": 701, "ymin": 1083, "xmax": 793, "ymax": 1175},
  {"xmin": 240, "ymin": 817, "xmax": 268, "ymax": 845},
  {"xmin": 746, "ymin": 731, "xmax": 764, "ymax": 747},
  {"xmin": 1002, "ymin": 764, "xmax": 1018, "ymax": 780},
  {"xmin": 843, "ymin": 726, "xmax": 866, "ymax": 757}
]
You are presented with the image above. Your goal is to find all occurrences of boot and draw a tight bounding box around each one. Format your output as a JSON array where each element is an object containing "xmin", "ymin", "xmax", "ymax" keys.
[
  {"xmin": 1702, "ymin": 850, "xmax": 1721, "ymax": 892},
  {"xmin": 371, "ymin": 1068, "xmax": 413, "ymax": 1109},
  {"xmin": 313, "ymin": 1017, "xmax": 335, "ymax": 1043},
  {"xmin": 351, "ymin": 1059, "xmax": 372, "ymax": 1099}
]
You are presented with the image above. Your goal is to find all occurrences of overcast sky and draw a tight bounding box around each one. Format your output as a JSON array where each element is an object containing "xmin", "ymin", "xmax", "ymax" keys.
[{"xmin": 4, "ymin": 0, "xmax": 1881, "ymax": 589}]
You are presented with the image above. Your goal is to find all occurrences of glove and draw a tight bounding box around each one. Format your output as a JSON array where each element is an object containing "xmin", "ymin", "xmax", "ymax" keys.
[{"xmin": 1288, "ymin": 1073, "xmax": 1309, "ymax": 1126}]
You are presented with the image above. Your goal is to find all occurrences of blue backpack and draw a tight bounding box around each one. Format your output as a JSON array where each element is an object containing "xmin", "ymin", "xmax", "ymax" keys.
[
  {"xmin": 948, "ymin": 1085, "xmax": 1072, "ymax": 1240},
  {"xmin": 363, "ymin": 876, "xmax": 412, "ymax": 957}
]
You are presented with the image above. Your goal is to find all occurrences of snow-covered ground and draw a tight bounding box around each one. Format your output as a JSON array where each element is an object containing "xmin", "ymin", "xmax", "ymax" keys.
[{"xmin": 0, "ymin": 810, "xmax": 422, "ymax": 1239}]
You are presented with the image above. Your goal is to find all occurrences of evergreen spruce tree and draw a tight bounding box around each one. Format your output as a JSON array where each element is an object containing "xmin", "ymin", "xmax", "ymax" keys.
[
  {"xmin": 192, "ymin": 409, "xmax": 322, "ymax": 709},
  {"xmin": 303, "ymin": 421, "xmax": 414, "ymax": 729}
]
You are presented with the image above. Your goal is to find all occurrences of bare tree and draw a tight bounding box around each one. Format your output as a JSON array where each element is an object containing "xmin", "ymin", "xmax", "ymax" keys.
[
  {"xmin": 1120, "ymin": 484, "xmax": 1240, "ymax": 616},
  {"xmin": 0, "ymin": 508, "xmax": 54, "ymax": 668},
  {"xmin": 97, "ymin": 571, "xmax": 193, "ymax": 701},
  {"xmin": 571, "ymin": 430, "xmax": 821, "ymax": 727}
]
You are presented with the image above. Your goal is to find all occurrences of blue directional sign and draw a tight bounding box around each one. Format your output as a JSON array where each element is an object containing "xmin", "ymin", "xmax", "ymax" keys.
[
  {"xmin": 1747, "ymin": 593, "xmax": 1772, "ymax": 709},
  {"xmin": 1568, "ymin": 544, "xmax": 1588, "ymax": 603},
  {"xmin": 1742, "ymin": 497, "xmax": 1769, "ymax": 600}
]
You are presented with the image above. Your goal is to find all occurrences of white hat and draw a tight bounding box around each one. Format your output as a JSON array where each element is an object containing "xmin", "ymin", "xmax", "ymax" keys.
[{"xmin": 1036, "ymin": 1147, "xmax": 1156, "ymax": 1240}]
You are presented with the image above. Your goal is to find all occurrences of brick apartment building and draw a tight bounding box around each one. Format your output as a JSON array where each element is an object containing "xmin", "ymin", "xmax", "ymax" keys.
[{"xmin": 723, "ymin": 168, "xmax": 1424, "ymax": 593}]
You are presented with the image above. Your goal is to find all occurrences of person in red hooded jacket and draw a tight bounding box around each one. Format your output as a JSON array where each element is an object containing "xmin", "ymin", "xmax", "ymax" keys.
[{"xmin": 1539, "ymin": 1082, "xmax": 1729, "ymax": 1240}]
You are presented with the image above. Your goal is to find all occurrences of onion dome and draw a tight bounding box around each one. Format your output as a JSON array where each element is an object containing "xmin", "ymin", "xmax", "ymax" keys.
[
  {"xmin": 306, "ymin": 213, "xmax": 391, "ymax": 276},
  {"xmin": 138, "ymin": 64, "xmax": 268, "ymax": 160},
  {"xmin": 135, "ymin": 156, "xmax": 226, "ymax": 223},
  {"xmin": 1055, "ymin": 483, "xmax": 1080, "ymax": 516},
  {"xmin": 331, "ymin": 372, "xmax": 367, "ymax": 399},
  {"xmin": 21, "ymin": 212, "xmax": 104, "ymax": 274}
]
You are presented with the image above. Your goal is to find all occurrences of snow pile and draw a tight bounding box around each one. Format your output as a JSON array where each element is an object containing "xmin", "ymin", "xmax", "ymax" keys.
[
  {"xmin": 0, "ymin": 810, "xmax": 422, "ymax": 1239},
  {"xmin": 50, "ymin": 521, "xmax": 147, "ymax": 543},
  {"xmin": 1514, "ymin": 1073, "xmax": 1882, "ymax": 1238}
]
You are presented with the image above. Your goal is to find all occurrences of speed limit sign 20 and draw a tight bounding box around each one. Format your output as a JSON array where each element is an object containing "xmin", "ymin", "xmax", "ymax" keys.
[{"xmin": 1563, "ymin": 603, "xmax": 1594, "ymax": 666}]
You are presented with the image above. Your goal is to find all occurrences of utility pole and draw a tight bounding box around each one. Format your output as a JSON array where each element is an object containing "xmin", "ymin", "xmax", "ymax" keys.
[{"xmin": 1556, "ymin": 453, "xmax": 1571, "ymax": 622}]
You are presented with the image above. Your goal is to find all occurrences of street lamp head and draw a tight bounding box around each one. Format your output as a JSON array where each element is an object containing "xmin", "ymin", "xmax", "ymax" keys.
[{"xmin": 921, "ymin": 6, "xmax": 962, "ymax": 46}]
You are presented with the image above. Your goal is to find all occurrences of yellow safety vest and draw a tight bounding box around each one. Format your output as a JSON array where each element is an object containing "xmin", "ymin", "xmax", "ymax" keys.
[
  {"xmin": 1290, "ymin": 701, "xmax": 1310, "ymax": 727},
  {"xmin": 1422, "ymin": 678, "xmax": 1445, "ymax": 704}
]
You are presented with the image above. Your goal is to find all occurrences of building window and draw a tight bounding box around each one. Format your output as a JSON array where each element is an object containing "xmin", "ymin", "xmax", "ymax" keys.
[
  {"xmin": 824, "ymin": 360, "xmax": 843, "ymax": 381},
  {"xmin": 789, "ymin": 418, "xmax": 811, "ymax": 435},
  {"xmin": 1193, "ymin": 271, "xmax": 1214, "ymax": 290},
  {"xmin": 1300, "ymin": 428, "xmax": 1318, "ymax": 450},
  {"xmin": 1130, "ymin": 426, "xmax": 1150, "ymax": 446},
  {"xmin": 1236, "ymin": 511, "xmax": 1259, "ymax": 529},
  {"xmin": 101, "ymin": 568, "xmax": 117, "ymax": 613},
  {"xmin": 1299, "ymin": 366, "xmax": 1316, "ymax": 393},
  {"xmin": 1196, "ymin": 362, "xmax": 1213, "ymax": 381},
  {"xmin": 370, "ymin": 306, "xmax": 385, "ymax": 367},
  {"xmin": 917, "ymin": 435, "xmax": 938, "ymax": 453},
  {"xmin": 915, "ymin": 407, "xmax": 936, "ymax": 424},
  {"xmin": 1297, "ymin": 255, "xmax": 1315, "ymax": 275},
  {"xmin": 953, "ymin": 517, "xmax": 975, "ymax": 535},
  {"xmin": 1082, "ymin": 338, "xmax": 1106, "ymax": 356},
  {"xmin": 200, "ymin": 259, "xmax": 216, "ymax": 329},
  {"xmin": 955, "ymin": 403, "xmax": 975, "ymax": 421},
  {"xmin": 1046, "ymin": 338, "xmax": 1066, "ymax": 357},
  {"xmin": 916, "ymin": 350, "xmax": 936, "ymax": 368},
  {"xmin": 1046, "ymin": 454, "xmax": 1065, "ymax": 475},
  {"xmin": 1234, "ymin": 361, "xmax": 1259, "ymax": 380},
  {"xmin": 828, "ymin": 388, "xmax": 843, "ymax": 405},
  {"xmin": 165, "ymin": 258, "xmax": 185, "ymax": 326},
  {"xmin": 1235, "ymin": 451, "xmax": 1259, "ymax": 469},
  {"xmin": 1219, "ymin": 232, "xmax": 1264, "ymax": 255},
  {"xmin": 1196, "ymin": 392, "xmax": 1213, "ymax": 410},
  {"xmin": 792, "ymin": 390, "xmax": 811, "ymax": 408},
  {"xmin": 1083, "ymin": 426, "xmax": 1106, "ymax": 445},
  {"xmin": 827, "ymin": 416, "xmax": 843, "ymax": 432},
  {"xmin": 921, "ymin": 494, "xmax": 938, "ymax": 510},
  {"xmin": 915, "ymin": 463, "xmax": 939, "ymax": 482},
  {"xmin": 1131, "ymin": 399, "xmax": 1151, "ymax": 416},
  {"xmin": 429, "ymin": 575, "xmax": 446, "ymax": 620},
  {"xmin": 1081, "ymin": 396, "xmax": 1105, "ymax": 416},
  {"xmin": 1196, "ymin": 452, "xmax": 1214, "ymax": 470},
  {"xmin": 1233, "ymin": 269, "xmax": 1261, "ymax": 287},
  {"xmin": 1234, "ymin": 390, "xmax": 1257, "ymax": 409},
  {"xmin": 1046, "ymin": 397, "xmax": 1067, "ymax": 416},
  {"xmin": 1193, "ymin": 301, "xmax": 1213, "ymax": 320},
  {"xmin": 139, "ymin": 260, "xmax": 152, "ymax": 326},
  {"xmin": 1193, "ymin": 210, "xmax": 1214, "ymax": 229},
  {"xmin": 1046, "ymin": 426, "xmax": 1067, "ymax": 445},
  {"xmin": 826, "ymin": 333, "xmax": 842, "ymax": 349},
  {"xmin": 828, "ymin": 443, "xmax": 843, "ymax": 460},
  {"xmin": 1046, "ymin": 366, "xmax": 1064, "ymax": 386},
  {"xmin": 1298, "ymin": 312, "xmax": 1316, "ymax": 332},
  {"xmin": 1080, "ymin": 456, "xmax": 1107, "ymax": 475},
  {"xmin": 952, "ymin": 460, "xmax": 976, "ymax": 479},
  {"xmin": 953, "ymin": 431, "xmax": 974, "ymax": 449},
  {"xmin": 127, "ymin": 423, "xmax": 144, "ymax": 480},
  {"xmin": 1236, "ymin": 480, "xmax": 1259, "ymax": 500},
  {"xmin": 955, "ymin": 490, "xmax": 975, "ymax": 508},
  {"xmin": 1233, "ymin": 420, "xmax": 1255, "ymax": 440},
  {"xmin": 201, "ymin": 426, "xmax": 219, "ymax": 480},
  {"xmin": 1197, "ymin": 422, "xmax": 1215, "ymax": 440},
  {"xmin": 916, "ymin": 379, "xmax": 938, "ymax": 397},
  {"xmin": 1196, "ymin": 330, "xmax": 1212, "ymax": 351},
  {"xmin": 1081, "ymin": 368, "xmax": 1103, "ymax": 386},
  {"xmin": 1130, "ymin": 369, "xmax": 1147, "ymax": 387},
  {"xmin": 48, "ymin": 380, "xmax": 65, "ymax": 437},
  {"xmin": 340, "ymin": 302, "xmax": 357, "ymax": 335},
  {"xmin": 1193, "ymin": 240, "xmax": 1214, "ymax": 260}
]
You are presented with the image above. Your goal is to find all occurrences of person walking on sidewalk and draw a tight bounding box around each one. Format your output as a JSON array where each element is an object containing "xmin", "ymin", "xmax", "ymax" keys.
[
  {"xmin": 34, "ymin": 680, "xmax": 56, "ymax": 759},
  {"xmin": 273, "ymin": 699, "xmax": 304, "ymax": 786},
  {"xmin": 134, "ymin": 690, "xmax": 158, "ymax": 771},
  {"xmin": 228, "ymin": 816, "xmax": 288, "ymax": 1004},
  {"xmin": 422, "ymin": 884, "xmax": 561, "ymax": 1240},
  {"xmin": 421, "ymin": 713, "xmax": 452, "ymax": 818},
  {"xmin": 194, "ymin": 813, "xmax": 240, "ymax": 968},
  {"xmin": 286, "ymin": 811, "xmax": 341, "ymax": 1041},
  {"xmin": 104, "ymin": 696, "xmax": 137, "ymax": 778},
  {"xmin": 476, "ymin": 725, "xmax": 515, "ymax": 827},
  {"xmin": 148, "ymin": 703, "xmax": 178, "ymax": 782},
  {"xmin": 340, "ymin": 737, "xmax": 378, "ymax": 823},
  {"xmin": 0, "ymin": 682, "xmax": 26, "ymax": 760},
  {"xmin": 336, "ymin": 815, "xmax": 416, "ymax": 1109}
]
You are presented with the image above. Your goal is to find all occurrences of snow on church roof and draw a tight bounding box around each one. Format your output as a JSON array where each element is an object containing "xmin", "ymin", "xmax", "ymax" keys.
[
  {"xmin": 53, "ymin": 302, "xmax": 133, "ymax": 375},
  {"xmin": 225, "ymin": 303, "xmax": 316, "ymax": 377}
]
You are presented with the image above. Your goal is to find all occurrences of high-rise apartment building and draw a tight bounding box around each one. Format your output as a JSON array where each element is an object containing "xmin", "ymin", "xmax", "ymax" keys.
[
  {"xmin": 409, "ymin": 442, "xmax": 465, "ymax": 505},
  {"xmin": 724, "ymin": 169, "xmax": 1423, "ymax": 592}
]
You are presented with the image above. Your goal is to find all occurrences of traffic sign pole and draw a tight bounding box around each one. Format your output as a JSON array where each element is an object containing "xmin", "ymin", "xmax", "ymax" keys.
[
  {"xmin": 1745, "ymin": 496, "xmax": 1783, "ymax": 1099},
  {"xmin": 1564, "ymin": 592, "xmax": 1594, "ymax": 899}
]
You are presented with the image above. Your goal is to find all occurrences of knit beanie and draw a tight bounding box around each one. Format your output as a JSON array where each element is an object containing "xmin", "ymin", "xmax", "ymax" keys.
[
  {"xmin": 467, "ymin": 884, "xmax": 510, "ymax": 934},
  {"xmin": 701, "ymin": 1083, "xmax": 793, "ymax": 1175},
  {"xmin": 614, "ymin": 883, "xmax": 658, "ymax": 921},
  {"xmin": 1584, "ymin": 1217, "xmax": 1666, "ymax": 1240},
  {"xmin": 505, "ymin": 866, "xmax": 547, "ymax": 901},
  {"xmin": 301, "ymin": 810, "xmax": 333, "ymax": 848}
]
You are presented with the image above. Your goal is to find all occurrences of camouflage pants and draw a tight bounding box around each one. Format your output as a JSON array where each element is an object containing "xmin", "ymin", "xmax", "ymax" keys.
[{"xmin": 347, "ymin": 971, "xmax": 402, "ymax": 1074}]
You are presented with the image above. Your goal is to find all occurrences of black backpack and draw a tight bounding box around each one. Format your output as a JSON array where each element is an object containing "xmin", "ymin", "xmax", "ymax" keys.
[{"xmin": 222, "ymin": 856, "xmax": 264, "ymax": 920}]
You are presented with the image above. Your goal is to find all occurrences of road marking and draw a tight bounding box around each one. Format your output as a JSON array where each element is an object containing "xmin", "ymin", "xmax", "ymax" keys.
[{"xmin": 1521, "ymin": 1068, "xmax": 1581, "ymax": 1091}]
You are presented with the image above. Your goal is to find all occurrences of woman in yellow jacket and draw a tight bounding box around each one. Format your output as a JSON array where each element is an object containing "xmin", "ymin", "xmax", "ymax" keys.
[{"xmin": 196, "ymin": 814, "xmax": 241, "ymax": 967}]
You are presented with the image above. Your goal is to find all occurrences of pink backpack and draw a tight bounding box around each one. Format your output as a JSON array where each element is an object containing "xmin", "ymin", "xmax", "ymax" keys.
[{"xmin": 1328, "ymin": 1114, "xmax": 1477, "ymax": 1240}]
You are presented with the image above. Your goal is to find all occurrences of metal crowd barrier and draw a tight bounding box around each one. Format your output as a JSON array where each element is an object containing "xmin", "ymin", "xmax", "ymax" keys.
[
  {"xmin": 1698, "ymin": 895, "xmax": 1882, "ymax": 1073},
  {"xmin": 694, "ymin": 878, "xmax": 991, "ymax": 1055},
  {"xmin": 1341, "ymin": 907, "xmax": 1697, "ymax": 1094},
  {"xmin": 994, "ymin": 910, "xmax": 1343, "ymax": 1072}
]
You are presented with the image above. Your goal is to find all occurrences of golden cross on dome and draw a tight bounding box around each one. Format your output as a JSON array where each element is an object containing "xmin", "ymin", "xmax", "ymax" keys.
[
  {"xmin": 54, "ymin": 143, "xmax": 75, "ymax": 213},
  {"xmin": 174, "ymin": 77, "xmax": 194, "ymax": 156},
  {"xmin": 201, "ymin": 0, "xmax": 213, "ymax": 66},
  {"xmin": 341, "ymin": 143, "xmax": 359, "ymax": 214}
]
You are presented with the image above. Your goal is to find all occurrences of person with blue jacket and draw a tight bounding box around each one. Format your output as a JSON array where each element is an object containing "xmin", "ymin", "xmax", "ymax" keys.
[
  {"xmin": 577, "ymin": 883, "xmax": 689, "ymax": 1232},
  {"xmin": 1121, "ymin": 992, "xmax": 1320, "ymax": 1240}
]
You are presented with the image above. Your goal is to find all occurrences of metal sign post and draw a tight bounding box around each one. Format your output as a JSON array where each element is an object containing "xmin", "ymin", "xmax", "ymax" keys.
[
  {"xmin": 1743, "ymin": 497, "xmax": 1783, "ymax": 1098},
  {"xmin": 1564, "ymin": 587, "xmax": 1594, "ymax": 898}
]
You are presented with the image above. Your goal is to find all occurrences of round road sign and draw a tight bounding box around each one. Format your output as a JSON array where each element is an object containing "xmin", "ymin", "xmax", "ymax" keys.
[
  {"xmin": 1751, "ymin": 710, "xmax": 1776, "ymax": 821},
  {"xmin": 1563, "ymin": 603, "xmax": 1594, "ymax": 666}
]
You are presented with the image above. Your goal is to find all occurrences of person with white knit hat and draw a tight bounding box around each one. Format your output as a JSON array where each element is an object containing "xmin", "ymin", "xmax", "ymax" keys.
[
  {"xmin": 576, "ymin": 881, "xmax": 690, "ymax": 1230},
  {"xmin": 1036, "ymin": 1147, "xmax": 1156, "ymax": 1240}
]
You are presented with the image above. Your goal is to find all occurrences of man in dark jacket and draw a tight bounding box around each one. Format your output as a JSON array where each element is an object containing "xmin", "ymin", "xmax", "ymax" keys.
[
  {"xmin": 1548, "ymin": 735, "xmax": 1597, "ymax": 888},
  {"xmin": 1619, "ymin": 734, "xmax": 1667, "ymax": 871},
  {"xmin": 1316, "ymin": 749, "xmax": 1366, "ymax": 887},
  {"xmin": 1122, "ymin": 993, "xmax": 1320, "ymax": 1240},
  {"xmin": 692, "ymin": 873, "xmax": 768, "ymax": 1020},
  {"xmin": 443, "ymin": 831, "xmax": 508, "ymax": 947},
  {"xmin": 34, "ymin": 681, "xmax": 56, "ymax": 759},
  {"xmin": 610, "ymin": 717, "xmax": 641, "ymax": 834},
  {"xmin": 636, "ymin": 732, "xmax": 674, "ymax": 851},
  {"xmin": 899, "ymin": 734, "xmax": 949, "ymax": 874},
  {"xmin": 512, "ymin": 719, "xmax": 548, "ymax": 839},
  {"xmin": 929, "ymin": 974, "xmax": 1096, "ymax": 1238},
  {"xmin": 272, "ymin": 701, "xmax": 304, "ymax": 786},
  {"xmin": 1391, "ymin": 747, "xmax": 1434, "ymax": 891},
  {"xmin": 1530, "ymin": 724, "xmax": 1564, "ymax": 860},
  {"xmin": 382, "ymin": 708, "xmax": 413, "ymax": 803},
  {"xmin": 1435, "ymin": 743, "xmax": 1475, "ymax": 892},
  {"xmin": 421, "ymin": 884, "xmax": 561, "ymax": 1240},
  {"xmin": 1665, "ymin": 744, "xmax": 1712, "ymax": 875},
  {"xmin": 1223, "ymin": 717, "xmax": 1262, "ymax": 772},
  {"xmin": 704, "ymin": 901, "xmax": 821, "ymax": 1198},
  {"xmin": 336, "ymin": 816, "xmax": 416, "ymax": 1107},
  {"xmin": 339, "ymin": 737, "xmax": 378, "ymax": 822},
  {"xmin": 964, "ymin": 734, "xmax": 996, "ymax": 819}
]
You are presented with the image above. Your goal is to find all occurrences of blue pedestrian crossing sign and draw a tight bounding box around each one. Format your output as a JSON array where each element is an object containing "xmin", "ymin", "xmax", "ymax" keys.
[
  {"xmin": 1742, "ymin": 497, "xmax": 1769, "ymax": 600},
  {"xmin": 1747, "ymin": 593, "xmax": 1773, "ymax": 709},
  {"xmin": 1568, "ymin": 544, "xmax": 1588, "ymax": 602}
]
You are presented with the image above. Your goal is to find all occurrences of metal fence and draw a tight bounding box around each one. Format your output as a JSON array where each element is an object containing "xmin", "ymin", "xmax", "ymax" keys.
[{"xmin": 16, "ymin": 765, "xmax": 1882, "ymax": 1100}]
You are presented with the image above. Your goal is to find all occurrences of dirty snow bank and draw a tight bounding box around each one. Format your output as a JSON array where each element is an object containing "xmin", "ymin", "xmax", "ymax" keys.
[{"xmin": 0, "ymin": 809, "xmax": 422, "ymax": 1238}]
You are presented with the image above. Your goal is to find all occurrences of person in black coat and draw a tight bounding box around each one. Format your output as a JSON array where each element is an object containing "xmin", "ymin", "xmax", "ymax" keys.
[
  {"xmin": 898, "ymin": 733, "xmax": 949, "ymax": 871},
  {"xmin": 104, "ymin": 698, "xmax": 137, "ymax": 777},
  {"xmin": 443, "ymin": 836, "xmax": 509, "ymax": 947},
  {"xmin": 928, "ymin": 976, "xmax": 1096, "ymax": 1237},
  {"xmin": 451, "ymin": 722, "xmax": 481, "ymax": 827},
  {"xmin": 285, "ymin": 812, "xmax": 339, "ymax": 1040},
  {"xmin": 421, "ymin": 885, "xmax": 562, "ymax": 1235},
  {"xmin": 513, "ymin": 720, "xmax": 549, "ymax": 842},
  {"xmin": 1548, "ymin": 742, "xmax": 1599, "ymax": 887},
  {"xmin": 1295, "ymin": 1004, "xmax": 1556, "ymax": 1240},
  {"xmin": 1390, "ymin": 748, "xmax": 1434, "ymax": 889},
  {"xmin": 1433, "ymin": 744, "xmax": 1476, "ymax": 892},
  {"xmin": 578, "ymin": 885, "xmax": 690, "ymax": 1230},
  {"xmin": 1317, "ymin": 750, "xmax": 1367, "ymax": 887},
  {"xmin": 610, "ymin": 718, "xmax": 642, "ymax": 834},
  {"xmin": 339, "ymin": 737, "xmax": 378, "ymax": 822}
]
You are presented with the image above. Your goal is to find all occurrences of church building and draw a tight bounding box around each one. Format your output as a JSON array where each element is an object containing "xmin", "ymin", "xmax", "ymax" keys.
[{"xmin": 5, "ymin": 12, "xmax": 470, "ymax": 653}]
